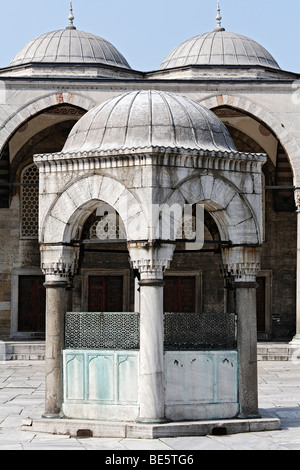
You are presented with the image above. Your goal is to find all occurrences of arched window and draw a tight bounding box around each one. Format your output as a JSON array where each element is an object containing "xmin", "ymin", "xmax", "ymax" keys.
[{"xmin": 20, "ymin": 163, "xmax": 39, "ymax": 239}]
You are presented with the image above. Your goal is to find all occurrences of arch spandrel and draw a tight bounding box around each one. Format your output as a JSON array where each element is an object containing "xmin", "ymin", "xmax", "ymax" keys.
[{"xmin": 40, "ymin": 174, "xmax": 148, "ymax": 244}]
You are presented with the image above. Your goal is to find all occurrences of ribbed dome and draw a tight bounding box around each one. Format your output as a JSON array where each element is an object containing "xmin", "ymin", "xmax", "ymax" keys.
[
  {"xmin": 9, "ymin": 29, "xmax": 131, "ymax": 69},
  {"xmin": 63, "ymin": 90, "xmax": 237, "ymax": 154},
  {"xmin": 159, "ymin": 30, "xmax": 280, "ymax": 70}
]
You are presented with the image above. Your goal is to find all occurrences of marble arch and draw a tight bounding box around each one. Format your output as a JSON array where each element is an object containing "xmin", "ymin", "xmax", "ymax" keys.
[
  {"xmin": 163, "ymin": 174, "xmax": 262, "ymax": 245},
  {"xmin": 0, "ymin": 92, "xmax": 95, "ymax": 154},
  {"xmin": 199, "ymin": 94, "xmax": 299, "ymax": 182},
  {"xmin": 40, "ymin": 173, "xmax": 148, "ymax": 244}
]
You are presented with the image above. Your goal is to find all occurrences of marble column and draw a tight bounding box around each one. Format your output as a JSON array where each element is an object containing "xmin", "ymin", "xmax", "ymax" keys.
[
  {"xmin": 222, "ymin": 246, "xmax": 261, "ymax": 418},
  {"xmin": 128, "ymin": 242, "xmax": 175, "ymax": 423},
  {"xmin": 42, "ymin": 279, "xmax": 68, "ymax": 418},
  {"xmin": 40, "ymin": 244, "xmax": 79, "ymax": 419},
  {"xmin": 290, "ymin": 191, "xmax": 300, "ymax": 346}
]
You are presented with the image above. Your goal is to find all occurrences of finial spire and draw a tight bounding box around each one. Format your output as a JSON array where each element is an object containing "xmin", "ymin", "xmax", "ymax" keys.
[
  {"xmin": 214, "ymin": 0, "xmax": 225, "ymax": 32},
  {"xmin": 66, "ymin": 0, "xmax": 76, "ymax": 30}
]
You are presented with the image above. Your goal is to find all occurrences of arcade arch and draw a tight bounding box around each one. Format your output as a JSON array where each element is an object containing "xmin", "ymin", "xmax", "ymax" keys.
[{"xmin": 211, "ymin": 104, "xmax": 296, "ymax": 339}]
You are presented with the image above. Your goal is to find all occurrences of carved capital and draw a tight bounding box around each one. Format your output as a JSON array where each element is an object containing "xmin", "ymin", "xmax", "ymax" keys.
[
  {"xmin": 221, "ymin": 246, "xmax": 260, "ymax": 283},
  {"xmin": 128, "ymin": 242, "xmax": 175, "ymax": 280},
  {"xmin": 40, "ymin": 244, "xmax": 80, "ymax": 282},
  {"xmin": 131, "ymin": 258, "xmax": 171, "ymax": 280}
]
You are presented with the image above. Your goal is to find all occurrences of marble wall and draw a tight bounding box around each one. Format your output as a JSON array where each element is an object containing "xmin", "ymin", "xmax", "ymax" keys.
[{"xmin": 63, "ymin": 349, "xmax": 238, "ymax": 422}]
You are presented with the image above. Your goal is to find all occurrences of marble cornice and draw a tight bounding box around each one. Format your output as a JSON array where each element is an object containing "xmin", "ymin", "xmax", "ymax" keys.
[{"xmin": 34, "ymin": 146, "xmax": 266, "ymax": 174}]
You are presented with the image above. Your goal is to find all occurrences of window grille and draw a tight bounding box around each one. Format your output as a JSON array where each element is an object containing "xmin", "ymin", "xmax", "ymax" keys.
[
  {"xmin": 89, "ymin": 213, "xmax": 127, "ymax": 241},
  {"xmin": 21, "ymin": 164, "xmax": 39, "ymax": 239}
]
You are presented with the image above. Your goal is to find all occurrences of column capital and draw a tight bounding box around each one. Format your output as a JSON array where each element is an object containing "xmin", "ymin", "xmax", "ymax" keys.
[
  {"xmin": 128, "ymin": 242, "xmax": 175, "ymax": 280},
  {"xmin": 40, "ymin": 244, "xmax": 80, "ymax": 283},
  {"xmin": 221, "ymin": 246, "xmax": 261, "ymax": 283}
]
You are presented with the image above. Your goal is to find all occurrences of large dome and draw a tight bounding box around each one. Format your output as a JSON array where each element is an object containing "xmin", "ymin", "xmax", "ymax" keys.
[
  {"xmin": 159, "ymin": 30, "xmax": 280, "ymax": 71},
  {"xmin": 63, "ymin": 90, "xmax": 237, "ymax": 154},
  {"xmin": 9, "ymin": 29, "xmax": 131, "ymax": 69}
]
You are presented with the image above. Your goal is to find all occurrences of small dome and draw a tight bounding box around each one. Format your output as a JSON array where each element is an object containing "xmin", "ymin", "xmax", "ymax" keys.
[
  {"xmin": 9, "ymin": 29, "xmax": 131, "ymax": 69},
  {"xmin": 63, "ymin": 90, "xmax": 236, "ymax": 154},
  {"xmin": 159, "ymin": 30, "xmax": 280, "ymax": 71}
]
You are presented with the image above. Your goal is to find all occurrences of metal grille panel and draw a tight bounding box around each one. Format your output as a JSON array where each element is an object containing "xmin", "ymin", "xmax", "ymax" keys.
[
  {"xmin": 65, "ymin": 312, "xmax": 140, "ymax": 350},
  {"xmin": 164, "ymin": 313, "xmax": 237, "ymax": 350},
  {"xmin": 65, "ymin": 312, "xmax": 237, "ymax": 351}
]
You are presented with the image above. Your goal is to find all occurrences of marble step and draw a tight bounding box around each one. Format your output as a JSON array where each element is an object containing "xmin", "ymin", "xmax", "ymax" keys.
[
  {"xmin": 0, "ymin": 341, "xmax": 296, "ymax": 361},
  {"xmin": 257, "ymin": 343, "xmax": 295, "ymax": 361},
  {"xmin": 0, "ymin": 341, "xmax": 45, "ymax": 361}
]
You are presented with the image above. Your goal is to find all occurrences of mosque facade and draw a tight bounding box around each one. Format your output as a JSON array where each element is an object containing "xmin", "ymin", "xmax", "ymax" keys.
[{"xmin": 0, "ymin": 2, "xmax": 299, "ymax": 425}]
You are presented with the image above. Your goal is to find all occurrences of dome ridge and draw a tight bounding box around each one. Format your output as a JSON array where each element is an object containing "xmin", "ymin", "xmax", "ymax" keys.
[
  {"xmin": 9, "ymin": 28, "xmax": 131, "ymax": 69},
  {"xmin": 159, "ymin": 29, "xmax": 280, "ymax": 71},
  {"xmin": 63, "ymin": 90, "xmax": 237, "ymax": 155}
]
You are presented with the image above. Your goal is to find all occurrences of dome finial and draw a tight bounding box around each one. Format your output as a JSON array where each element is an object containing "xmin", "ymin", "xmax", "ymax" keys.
[
  {"xmin": 66, "ymin": 0, "xmax": 76, "ymax": 30},
  {"xmin": 214, "ymin": 0, "xmax": 225, "ymax": 32}
]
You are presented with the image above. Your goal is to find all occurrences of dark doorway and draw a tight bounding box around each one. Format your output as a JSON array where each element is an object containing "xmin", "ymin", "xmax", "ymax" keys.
[
  {"xmin": 18, "ymin": 276, "xmax": 46, "ymax": 332},
  {"xmin": 164, "ymin": 276, "xmax": 196, "ymax": 313},
  {"xmin": 88, "ymin": 276, "xmax": 123, "ymax": 312}
]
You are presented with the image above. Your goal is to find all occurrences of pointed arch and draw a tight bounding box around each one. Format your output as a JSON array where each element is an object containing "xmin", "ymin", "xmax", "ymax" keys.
[
  {"xmin": 163, "ymin": 174, "xmax": 262, "ymax": 245},
  {"xmin": 0, "ymin": 92, "xmax": 95, "ymax": 154},
  {"xmin": 199, "ymin": 94, "xmax": 299, "ymax": 183},
  {"xmin": 40, "ymin": 174, "xmax": 148, "ymax": 244}
]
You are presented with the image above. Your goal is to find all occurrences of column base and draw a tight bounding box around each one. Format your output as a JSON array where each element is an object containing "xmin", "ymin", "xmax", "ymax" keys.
[
  {"xmin": 42, "ymin": 413, "xmax": 63, "ymax": 419},
  {"xmin": 136, "ymin": 417, "xmax": 168, "ymax": 424},
  {"xmin": 289, "ymin": 334, "xmax": 300, "ymax": 346},
  {"xmin": 237, "ymin": 413, "xmax": 261, "ymax": 420}
]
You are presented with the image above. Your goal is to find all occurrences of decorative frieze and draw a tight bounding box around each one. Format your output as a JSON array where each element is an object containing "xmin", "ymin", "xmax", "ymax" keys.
[{"xmin": 34, "ymin": 147, "xmax": 266, "ymax": 175}]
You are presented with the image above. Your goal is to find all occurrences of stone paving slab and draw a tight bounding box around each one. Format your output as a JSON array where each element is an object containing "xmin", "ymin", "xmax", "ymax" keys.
[{"xmin": 0, "ymin": 360, "xmax": 299, "ymax": 450}]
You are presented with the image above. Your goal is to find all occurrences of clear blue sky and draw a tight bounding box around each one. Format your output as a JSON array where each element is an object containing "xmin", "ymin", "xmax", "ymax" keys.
[{"xmin": 0, "ymin": 0, "xmax": 299, "ymax": 72}]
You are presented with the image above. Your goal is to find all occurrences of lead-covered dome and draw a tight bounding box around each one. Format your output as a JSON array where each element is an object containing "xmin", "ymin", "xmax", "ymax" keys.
[
  {"xmin": 159, "ymin": 30, "xmax": 280, "ymax": 71},
  {"xmin": 9, "ymin": 28, "xmax": 131, "ymax": 69},
  {"xmin": 63, "ymin": 90, "xmax": 237, "ymax": 154}
]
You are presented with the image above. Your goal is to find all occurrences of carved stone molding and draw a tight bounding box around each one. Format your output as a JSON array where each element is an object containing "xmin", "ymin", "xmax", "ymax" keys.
[
  {"xmin": 40, "ymin": 244, "xmax": 80, "ymax": 282},
  {"xmin": 221, "ymin": 246, "xmax": 261, "ymax": 283},
  {"xmin": 221, "ymin": 262, "xmax": 260, "ymax": 282},
  {"xmin": 131, "ymin": 258, "xmax": 171, "ymax": 280},
  {"xmin": 128, "ymin": 242, "xmax": 175, "ymax": 280}
]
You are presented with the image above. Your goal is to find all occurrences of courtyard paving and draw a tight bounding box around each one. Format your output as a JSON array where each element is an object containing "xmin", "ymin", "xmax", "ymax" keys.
[{"xmin": 0, "ymin": 360, "xmax": 299, "ymax": 450}]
